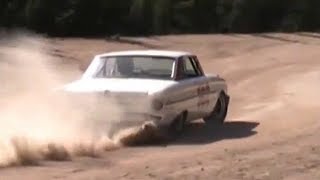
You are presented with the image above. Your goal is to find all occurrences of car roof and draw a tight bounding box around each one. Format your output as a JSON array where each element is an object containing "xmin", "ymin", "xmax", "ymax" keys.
[{"xmin": 97, "ymin": 50, "xmax": 193, "ymax": 58}]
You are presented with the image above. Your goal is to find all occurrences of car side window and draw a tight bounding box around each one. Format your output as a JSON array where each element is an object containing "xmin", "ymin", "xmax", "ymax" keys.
[
  {"xmin": 184, "ymin": 57, "xmax": 200, "ymax": 77},
  {"xmin": 182, "ymin": 56, "xmax": 202, "ymax": 78},
  {"xmin": 191, "ymin": 56, "xmax": 204, "ymax": 75},
  {"xmin": 185, "ymin": 58, "xmax": 197, "ymax": 75}
]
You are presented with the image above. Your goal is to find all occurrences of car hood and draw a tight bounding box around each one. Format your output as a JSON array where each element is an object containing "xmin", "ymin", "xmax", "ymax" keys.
[{"xmin": 61, "ymin": 78, "xmax": 176, "ymax": 94}]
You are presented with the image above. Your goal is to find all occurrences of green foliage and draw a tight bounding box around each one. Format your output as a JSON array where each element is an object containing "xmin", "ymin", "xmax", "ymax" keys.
[
  {"xmin": 1, "ymin": 0, "xmax": 320, "ymax": 36},
  {"xmin": 1, "ymin": 0, "xmax": 28, "ymax": 27},
  {"xmin": 128, "ymin": 0, "xmax": 147, "ymax": 34},
  {"xmin": 301, "ymin": 0, "xmax": 320, "ymax": 31},
  {"xmin": 153, "ymin": 0, "xmax": 171, "ymax": 34},
  {"xmin": 171, "ymin": 0, "xmax": 194, "ymax": 32}
]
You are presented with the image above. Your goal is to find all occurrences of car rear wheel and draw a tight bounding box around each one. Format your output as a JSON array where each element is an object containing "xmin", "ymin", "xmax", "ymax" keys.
[{"xmin": 203, "ymin": 92, "xmax": 229, "ymax": 126}]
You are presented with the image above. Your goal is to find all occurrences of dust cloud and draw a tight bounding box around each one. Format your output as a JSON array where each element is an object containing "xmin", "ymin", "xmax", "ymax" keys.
[{"xmin": 0, "ymin": 32, "xmax": 150, "ymax": 167}]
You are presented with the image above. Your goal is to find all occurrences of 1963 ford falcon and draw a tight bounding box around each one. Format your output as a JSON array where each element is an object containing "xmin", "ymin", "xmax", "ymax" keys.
[{"xmin": 61, "ymin": 50, "xmax": 230, "ymax": 137}]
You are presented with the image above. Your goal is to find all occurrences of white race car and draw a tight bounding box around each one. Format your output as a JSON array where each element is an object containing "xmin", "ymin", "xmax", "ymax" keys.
[{"xmin": 62, "ymin": 50, "xmax": 230, "ymax": 137}]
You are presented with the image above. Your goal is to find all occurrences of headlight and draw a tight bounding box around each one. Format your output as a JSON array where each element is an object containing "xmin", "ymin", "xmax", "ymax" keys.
[{"xmin": 152, "ymin": 99, "xmax": 163, "ymax": 110}]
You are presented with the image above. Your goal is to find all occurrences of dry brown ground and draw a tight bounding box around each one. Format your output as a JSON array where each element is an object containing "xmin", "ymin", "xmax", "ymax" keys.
[{"xmin": 1, "ymin": 33, "xmax": 320, "ymax": 180}]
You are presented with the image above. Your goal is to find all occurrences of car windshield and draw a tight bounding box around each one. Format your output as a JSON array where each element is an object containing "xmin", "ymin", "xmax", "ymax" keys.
[{"xmin": 93, "ymin": 56, "xmax": 175, "ymax": 80}]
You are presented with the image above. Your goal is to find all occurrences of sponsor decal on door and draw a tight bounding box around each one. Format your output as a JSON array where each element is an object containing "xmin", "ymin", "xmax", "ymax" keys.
[{"xmin": 197, "ymin": 83, "xmax": 210, "ymax": 107}]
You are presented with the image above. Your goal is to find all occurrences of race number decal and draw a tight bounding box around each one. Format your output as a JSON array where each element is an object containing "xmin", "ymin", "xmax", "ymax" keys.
[{"xmin": 197, "ymin": 83, "xmax": 210, "ymax": 107}]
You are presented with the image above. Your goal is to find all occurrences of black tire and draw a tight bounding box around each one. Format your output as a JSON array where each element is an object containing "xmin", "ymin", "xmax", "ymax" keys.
[
  {"xmin": 169, "ymin": 112, "xmax": 187, "ymax": 138},
  {"xmin": 203, "ymin": 92, "xmax": 229, "ymax": 126}
]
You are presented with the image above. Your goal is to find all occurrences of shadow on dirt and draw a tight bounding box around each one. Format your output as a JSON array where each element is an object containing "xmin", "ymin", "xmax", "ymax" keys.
[{"xmin": 171, "ymin": 120, "xmax": 259, "ymax": 145}]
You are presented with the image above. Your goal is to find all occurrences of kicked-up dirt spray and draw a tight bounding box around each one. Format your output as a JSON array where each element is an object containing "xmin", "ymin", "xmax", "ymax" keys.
[{"xmin": 0, "ymin": 32, "xmax": 161, "ymax": 167}]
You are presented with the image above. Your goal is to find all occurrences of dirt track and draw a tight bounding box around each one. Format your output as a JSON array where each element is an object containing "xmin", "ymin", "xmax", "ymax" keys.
[{"xmin": 1, "ymin": 33, "xmax": 320, "ymax": 180}]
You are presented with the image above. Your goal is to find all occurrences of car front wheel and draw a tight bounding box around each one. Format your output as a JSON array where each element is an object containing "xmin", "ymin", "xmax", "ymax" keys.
[
  {"xmin": 203, "ymin": 92, "xmax": 229, "ymax": 125},
  {"xmin": 169, "ymin": 113, "xmax": 187, "ymax": 137}
]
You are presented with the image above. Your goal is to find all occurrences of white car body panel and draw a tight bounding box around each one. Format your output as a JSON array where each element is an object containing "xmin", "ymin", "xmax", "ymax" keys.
[
  {"xmin": 61, "ymin": 50, "xmax": 229, "ymax": 130},
  {"xmin": 63, "ymin": 78, "xmax": 176, "ymax": 94}
]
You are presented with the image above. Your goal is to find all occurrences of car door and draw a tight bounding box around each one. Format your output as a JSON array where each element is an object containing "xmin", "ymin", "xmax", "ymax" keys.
[
  {"xmin": 191, "ymin": 56, "xmax": 215, "ymax": 116},
  {"xmin": 177, "ymin": 56, "xmax": 209, "ymax": 120}
]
